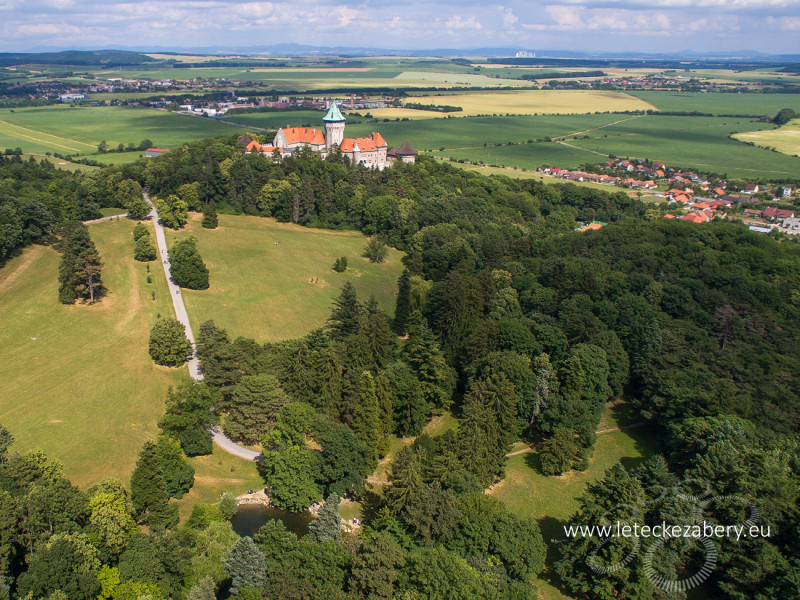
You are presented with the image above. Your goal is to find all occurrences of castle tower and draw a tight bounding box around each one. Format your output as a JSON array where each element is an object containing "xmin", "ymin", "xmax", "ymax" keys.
[{"xmin": 323, "ymin": 101, "xmax": 346, "ymax": 149}]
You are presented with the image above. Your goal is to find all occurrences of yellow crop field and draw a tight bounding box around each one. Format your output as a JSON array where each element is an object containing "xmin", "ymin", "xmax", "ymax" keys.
[
  {"xmin": 250, "ymin": 67, "xmax": 374, "ymax": 72},
  {"xmin": 393, "ymin": 71, "xmax": 533, "ymax": 87},
  {"xmin": 733, "ymin": 119, "xmax": 800, "ymax": 157},
  {"xmin": 361, "ymin": 107, "xmax": 445, "ymax": 120},
  {"xmin": 404, "ymin": 90, "xmax": 656, "ymax": 116}
]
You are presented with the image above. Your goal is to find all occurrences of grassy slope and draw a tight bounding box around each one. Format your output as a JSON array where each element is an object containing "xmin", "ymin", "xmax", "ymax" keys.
[
  {"xmin": 0, "ymin": 106, "xmax": 244, "ymax": 164},
  {"xmin": 164, "ymin": 213, "xmax": 404, "ymax": 343},
  {"xmin": 0, "ymin": 219, "xmax": 185, "ymax": 487}
]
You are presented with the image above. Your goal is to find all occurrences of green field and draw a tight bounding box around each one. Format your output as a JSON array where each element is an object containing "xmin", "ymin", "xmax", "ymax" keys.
[
  {"xmin": 0, "ymin": 219, "xmax": 185, "ymax": 488},
  {"xmin": 415, "ymin": 114, "xmax": 800, "ymax": 178},
  {"xmin": 0, "ymin": 105, "xmax": 244, "ymax": 164},
  {"xmin": 628, "ymin": 91, "xmax": 800, "ymax": 116},
  {"xmin": 164, "ymin": 213, "xmax": 405, "ymax": 343}
]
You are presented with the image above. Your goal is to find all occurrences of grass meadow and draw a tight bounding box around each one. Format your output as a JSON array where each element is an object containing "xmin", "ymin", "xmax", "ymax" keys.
[
  {"xmin": 0, "ymin": 218, "xmax": 185, "ymax": 487},
  {"xmin": 163, "ymin": 213, "xmax": 404, "ymax": 343}
]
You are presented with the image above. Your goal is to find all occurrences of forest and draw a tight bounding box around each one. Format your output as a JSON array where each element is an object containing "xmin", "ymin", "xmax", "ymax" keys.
[{"xmin": 0, "ymin": 136, "xmax": 799, "ymax": 599}]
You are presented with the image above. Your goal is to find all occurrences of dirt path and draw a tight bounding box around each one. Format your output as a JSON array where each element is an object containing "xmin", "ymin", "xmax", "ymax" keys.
[
  {"xmin": 0, "ymin": 247, "xmax": 40, "ymax": 293},
  {"xmin": 551, "ymin": 115, "xmax": 645, "ymax": 140}
]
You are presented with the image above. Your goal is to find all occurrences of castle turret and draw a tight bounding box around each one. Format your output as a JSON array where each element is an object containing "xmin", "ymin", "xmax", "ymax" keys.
[{"xmin": 323, "ymin": 101, "xmax": 346, "ymax": 149}]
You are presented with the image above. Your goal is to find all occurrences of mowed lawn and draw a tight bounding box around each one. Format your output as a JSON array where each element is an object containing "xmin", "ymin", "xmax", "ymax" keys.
[
  {"xmin": 0, "ymin": 105, "xmax": 244, "ymax": 163},
  {"xmin": 0, "ymin": 219, "xmax": 186, "ymax": 487},
  {"xmin": 164, "ymin": 214, "xmax": 405, "ymax": 342}
]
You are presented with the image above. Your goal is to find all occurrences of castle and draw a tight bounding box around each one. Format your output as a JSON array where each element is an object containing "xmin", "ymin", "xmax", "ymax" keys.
[{"xmin": 242, "ymin": 101, "xmax": 416, "ymax": 169}]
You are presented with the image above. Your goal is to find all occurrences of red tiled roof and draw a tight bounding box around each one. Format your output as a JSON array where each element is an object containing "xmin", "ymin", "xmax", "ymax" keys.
[
  {"xmin": 280, "ymin": 127, "xmax": 325, "ymax": 146},
  {"xmin": 368, "ymin": 132, "xmax": 387, "ymax": 147}
]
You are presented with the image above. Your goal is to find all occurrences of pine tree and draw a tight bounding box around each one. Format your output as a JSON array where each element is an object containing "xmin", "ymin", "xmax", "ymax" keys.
[
  {"xmin": 539, "ymin": 428, "xmax": 579, "ymax": 475},
  {"xmin": 129, "ymin": 441, "xmax": 177, "ymax": 530},
  {"xmin": 393, "ymin": 269, "xmax": 412, "ymax": 335},
  {"xmin": 403, "ymin": 312, "xmax": 455, "ymax": 410},
  {"xmin": 222, "ymin": 537, "xmax": 268, "ymax": 596},
  {"xmin": 327, "ymin": 282, "xmax": 362, "ymax": 339},
  {"xmin": 385, "ymin": 446, "xmax": 422, "ymax": 513},
  {"xmin": 353, "ymin": 371, "xmax": 381, "ymax": 465},
  {"xmin": 357, "ymin": 295, "xmax": 396, "ymax": 371},
  {"xmin": 201, "ymin": 202, "xmax": 218, "ymax": 229},
  {"xmin": 308, "ymin": 493, "xmax": 342, "ymax": 544},
  {"xmin": 375, "ymin": 373, "xmax": 393, "ymax": 455},
  {"xmin": 57, "ymin": 223, "xmax": 105, "ymax": 304}
]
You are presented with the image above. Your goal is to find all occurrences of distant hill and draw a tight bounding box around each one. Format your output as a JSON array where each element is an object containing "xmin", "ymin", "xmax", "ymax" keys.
[{"xmin": 0, "ymin": 50, "xmax": 160, "ymax": 67}]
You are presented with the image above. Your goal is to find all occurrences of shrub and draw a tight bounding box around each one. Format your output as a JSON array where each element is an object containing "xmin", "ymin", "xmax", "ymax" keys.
[
  {"xmin": 333, "ymin": 256, "xmax": 348, "ymax": 272},
  {"xmin": 362, "ymin": 237, "xmax": 388, "ymax": 263}
]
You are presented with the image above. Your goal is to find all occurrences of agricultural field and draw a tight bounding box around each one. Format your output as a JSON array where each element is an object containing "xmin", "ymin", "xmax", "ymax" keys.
[
  {"xmin": 402, "ymin": 89, "xmax": 655, "ymax": 116},
  {"xmin": 0, "ymin": 105, "xmax": 244, "ymax": 163},
  {"xmin": 628, "ymin": 91, "xmax": 800, "ymax": 116},
  {"xmin": 0, "ymin": 219, "xmax": 185, "ymax": 488},
  {"xmin": 345, "ymin": 113, "xmax": 636, "ymax": 152},
  {"xmin": 164, "ymin": 213, "xmax": 405, "ymax": 343},
  {"xmin": 412, "ymin": 114, "xmax": 800, "ymax": 179},
  {"xmin": 733, "ymin": 118, "xmax": 800, "ymax": 157}
]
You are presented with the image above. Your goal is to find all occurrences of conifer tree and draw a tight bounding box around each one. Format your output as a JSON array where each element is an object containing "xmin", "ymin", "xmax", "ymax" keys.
[
  {"xmin": 393, "ymin": 269, "xmax": 412, "ymax": 335},
  {"xmin": 403, "ymin": 312, "xmax": 455, "ymax": 410},
  {"xmin": 353, "ymin": 371, "xmax": 381, "ymax": 465},
  {"xmin": 187, "ymin": 576, "xmax": 216, "ymax": 600},
  {"xmin": 385, "ymin": 446, "xmax": 422, "ymax": 513},
  {"xmin": 327, "ymin": 282, "xmax": 362, "ymax": 339},
  {"xmin": 222, "ymin": 537, "xmax": 267, "ymax": 596},
  {"xmin": 308, "ymin": 493, "xmax": 342, "ymax": 544},
  {"xmin": 129, "ymin": 441, "xmax": 177, "ymax": 530},
  {"xmin": 357, "ymin": 295, "xmax": 396, "ymax": 371}
]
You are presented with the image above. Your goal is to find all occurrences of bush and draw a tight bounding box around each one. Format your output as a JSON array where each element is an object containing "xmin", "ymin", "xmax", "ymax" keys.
[
  {"xmin": 148, "ymin": 318, "xmax": 192, "ymax": 367},
  {"xmin": 333, "ymin": 256, "xmax": 348, "ymax": 272},
  {"xmin": 201, "ymin": 203, "xmax": 218, "ymax": 229},
  {"xmin": 362, "ymin": 237, "xmax": 388, "ymax": 263}
]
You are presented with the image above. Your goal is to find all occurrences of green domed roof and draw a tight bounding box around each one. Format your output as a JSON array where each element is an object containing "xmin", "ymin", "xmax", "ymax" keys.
[{"xmin": 323, "ymin": 101, "xmax": 346, "ymax": 122}]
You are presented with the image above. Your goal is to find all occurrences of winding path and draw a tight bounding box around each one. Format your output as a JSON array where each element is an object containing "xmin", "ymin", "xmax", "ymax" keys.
[{"xmin": 144, "ymin": 192, "xmax": 261, "ymax": 462}]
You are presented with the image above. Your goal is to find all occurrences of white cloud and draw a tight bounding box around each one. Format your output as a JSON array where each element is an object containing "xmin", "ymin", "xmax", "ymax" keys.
[
  {"xmin": 767, "ymin": 14, "xmax": 800, "ymax": 28},
  {"xmin": 445, "ymin": 14, "xmax": 482, "ymax": 30},
  {"xmin": 499, "ymin": 6, "xmax": 518, "ymax": 27}
]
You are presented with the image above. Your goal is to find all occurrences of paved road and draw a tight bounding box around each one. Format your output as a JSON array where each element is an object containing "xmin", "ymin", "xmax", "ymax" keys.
[
  {"xmin": 145, "ymin": 193, "xmax": 203, "ymax": 380},
  {"xmin": 83, "ymin": 213, "xmax": 128, "ymax": 225},
  {"xmin": 144, "ymin": 193, "xmax": 261, "ymax": 462}
]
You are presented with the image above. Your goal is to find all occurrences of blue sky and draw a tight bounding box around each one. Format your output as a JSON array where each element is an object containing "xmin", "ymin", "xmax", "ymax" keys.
[{"xmin": 1, "ymin": 0, "xmax": 799, "ymax": 54}]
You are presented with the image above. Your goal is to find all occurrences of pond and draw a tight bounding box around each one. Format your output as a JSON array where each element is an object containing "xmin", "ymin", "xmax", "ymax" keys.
[{"xmin": 231, "ymin": 503, "xmax": 313, "ymax": 538}]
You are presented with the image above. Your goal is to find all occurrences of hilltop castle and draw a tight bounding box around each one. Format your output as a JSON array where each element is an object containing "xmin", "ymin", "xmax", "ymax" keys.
[{"xmin": 242, "ymin": 102, "xmax": 416, "ymax": 169}]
